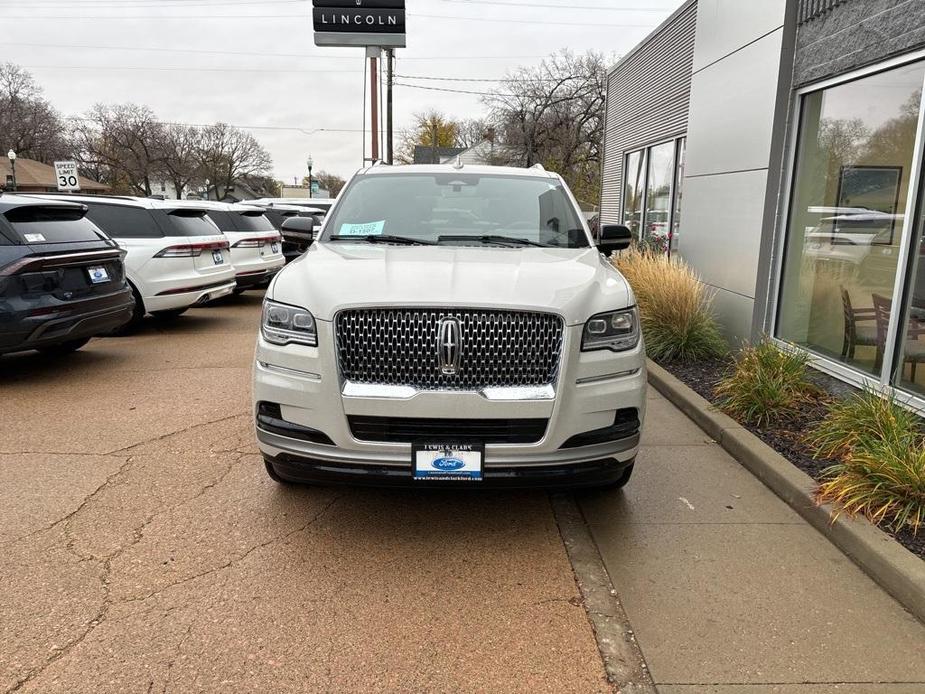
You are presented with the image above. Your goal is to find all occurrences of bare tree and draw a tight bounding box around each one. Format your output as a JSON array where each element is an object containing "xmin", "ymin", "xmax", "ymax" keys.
[
  {"xmin": 0, "ymin": 63, "xmax": 68, "ymax": 162},
  {"xmin": 197, "ymin": 123, "xmax": 273, "ymax": 200},
  {"xmin": 303, "ymin": 170, "xmax": 346, "ymax": 197},
  {"xmin": 484, "ymin": 50, "xmax": 609, "ymax": 204},
  {"xmin": 71, "ymin": 103, "xmax": 167, "ymax": 195},
  {"xmin": 455, "ymin": 118, "xmax": 492, "ymax": 149},
  {"xmin": 160, "ymin": 123, "xmax": 203, "ymax": 199}
]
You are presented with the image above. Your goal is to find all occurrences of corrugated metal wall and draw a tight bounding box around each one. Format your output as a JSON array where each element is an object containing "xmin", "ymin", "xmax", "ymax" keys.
[
  {"xmin": 599, "ymin": 1, "xmax": 697, "ymax": 224},
  {"xmin": 797, "ymin": 0, "xmax": 847, "ymax": 24}
]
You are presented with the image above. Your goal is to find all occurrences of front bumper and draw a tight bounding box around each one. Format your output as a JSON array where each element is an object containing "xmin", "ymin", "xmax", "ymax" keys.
[
  {"xmin": 264, "ymin": 450, "xmax": 636, "ymax": 489},
  {"xmin": 253, "ymin": 319, "xmax": 647, "ymax": 487}
]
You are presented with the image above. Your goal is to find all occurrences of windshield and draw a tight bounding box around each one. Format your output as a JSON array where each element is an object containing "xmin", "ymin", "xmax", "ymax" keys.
[{"xmin": 321, "ymin": 172, "xmax": 589, "ymax": 248}]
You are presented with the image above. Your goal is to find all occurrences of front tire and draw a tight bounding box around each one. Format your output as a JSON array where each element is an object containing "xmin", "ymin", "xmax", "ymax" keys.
[{"xmin": 37, "ymin": 337, "xmax": 91, "ymax": 355}]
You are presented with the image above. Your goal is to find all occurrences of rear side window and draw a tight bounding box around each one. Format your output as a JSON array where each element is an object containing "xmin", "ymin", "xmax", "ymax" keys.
[
  {"xmin": 233, "ymin": 212, "xmax": 275, "ymax": 233},
  {"xmin": 165, "ymin": 210, "xmax": 221, "ymax": 237},
  {"xmin": 205, "ymin": 210, "xmax": 235, "ymax": 230},
  {"xmin": 5, "ymin": 205, "xmax": 104, "ymax": 244},
  {"xmin": 85, "ymin": 203, "xmax": 163, "ymax": 239}
]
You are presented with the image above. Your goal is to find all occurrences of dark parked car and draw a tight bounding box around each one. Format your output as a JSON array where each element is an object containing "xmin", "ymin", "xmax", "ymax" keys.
[
  {"xmin": 0, "ymin": 195, "xmax": 134, "ymax": 355},
  {"xmin": 257, "ymin": 203, "xmax": 321, "ymax": 263}
]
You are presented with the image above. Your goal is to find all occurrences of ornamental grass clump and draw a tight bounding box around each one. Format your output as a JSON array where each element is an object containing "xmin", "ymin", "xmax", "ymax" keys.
[
  {"xmin": 815, "ymin": 438, "xmax": 925, "ymax": 534},
  {"xmin": 806, "ymin": 389, "xmax": 921, "ymax": 461},
  {"xmin": 611, "ymin": 247, "xmax": 726, "ymax": 362},
  {"xmin": 714, "ymin": 339, "xmax": 821, "ymax": 427},
  {"xmin": 811, "ymin": 391, "xmax": 925, "ymax": 534}
]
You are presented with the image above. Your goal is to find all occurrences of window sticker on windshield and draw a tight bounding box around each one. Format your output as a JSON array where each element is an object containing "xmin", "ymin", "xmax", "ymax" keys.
[
  {"xmin": 339, "ymin": 221, "xmax": 385, "ymax": 236},
  {"xmin": 23, "ymin": 233, "xmax": 46, "ymax": 243}
]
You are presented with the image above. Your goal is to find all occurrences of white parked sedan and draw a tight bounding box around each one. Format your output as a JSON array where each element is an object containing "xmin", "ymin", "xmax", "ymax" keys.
[
  {"xmin": 34, "ymin": 195, "xmax": 236, "ymax": 329},
  {"xmin": 253, "ymin": 163, "xmax": 645, "ymax": 489},
  {"xmin": 172, "ymin": 201, "xmax": 284, "ymax": 293}
]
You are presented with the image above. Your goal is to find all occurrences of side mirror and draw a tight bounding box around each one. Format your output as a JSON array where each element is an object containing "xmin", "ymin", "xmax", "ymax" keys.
[
  {"xmin": 280, "ymin": 215, "xmax": 316, "ymax": 247},
  {"xmin": 598, "ymin": 224, "xmax": 632, "ymax": 254}
]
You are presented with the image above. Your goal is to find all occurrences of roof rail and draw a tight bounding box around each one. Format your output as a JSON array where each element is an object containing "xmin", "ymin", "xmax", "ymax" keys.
[{"xmin": 530, "ymin": 163, "xmax": 545, "ymax": 171}]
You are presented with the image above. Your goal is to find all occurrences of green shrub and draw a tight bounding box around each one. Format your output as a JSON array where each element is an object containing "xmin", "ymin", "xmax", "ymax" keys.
[
  {"xmin": 806, "ymin": 389, "xmax": 921, "ymax": 461},
  {"xmin": 715, "ymin": 339, "xmax": 821, "ymax": 427},
  {"xmin": 815, "ymin": 438, "xmax": 925, "ymax": 533},
  {"xmin": 612, "ymin": 247, "xmax": 727, "ymax": 362}
]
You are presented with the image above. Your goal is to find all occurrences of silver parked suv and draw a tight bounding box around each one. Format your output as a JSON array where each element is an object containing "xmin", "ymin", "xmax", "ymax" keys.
[{"xmin": 253, "ymin": 164, "xmax": 646, "ymax": 488}]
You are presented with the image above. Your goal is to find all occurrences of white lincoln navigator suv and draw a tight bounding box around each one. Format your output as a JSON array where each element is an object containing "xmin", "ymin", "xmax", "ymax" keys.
[{"xmin": 253, "ymin": 164, "xmax": 646, "ymax": 488}]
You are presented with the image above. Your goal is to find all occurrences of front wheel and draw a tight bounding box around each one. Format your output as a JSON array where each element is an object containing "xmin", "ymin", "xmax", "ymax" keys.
[{"xmin": 37, "ymin": 337, "xmax": 91, "ymax": 355}]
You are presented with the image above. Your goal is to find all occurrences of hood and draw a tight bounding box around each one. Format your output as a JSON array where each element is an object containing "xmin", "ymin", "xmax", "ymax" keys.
[{"xmin": 270, "ymin": 242, "xmax": 634, "ymax": 325}]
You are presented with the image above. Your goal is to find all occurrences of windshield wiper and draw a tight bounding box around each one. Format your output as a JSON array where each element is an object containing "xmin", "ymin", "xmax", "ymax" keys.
[
  {"xmin": 437, "ymin": 234, "xmax": 550, "ymax": 247},
  {"xmin": 328, "ymin": 234, "xmax": 435, "ymax": 246}
]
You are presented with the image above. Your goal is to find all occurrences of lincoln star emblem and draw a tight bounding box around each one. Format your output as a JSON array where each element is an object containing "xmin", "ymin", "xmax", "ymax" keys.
[{"xmin": 437, "ymin": 317, "xmax": 462, "ymax": 375}]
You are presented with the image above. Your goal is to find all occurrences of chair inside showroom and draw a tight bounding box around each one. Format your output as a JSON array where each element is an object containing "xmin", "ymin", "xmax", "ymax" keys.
[
  {"xmin": 841, "ymin": 287, "xmax": 878, "ymax": 360},
  {"xmin": 872, "ymin": 293, "xmax": 925, "ymax": 381}
]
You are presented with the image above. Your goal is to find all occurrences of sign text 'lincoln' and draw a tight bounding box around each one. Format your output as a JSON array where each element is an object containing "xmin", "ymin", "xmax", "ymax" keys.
[{"xmin": 312, "ymin": 8, "xmax": 405, "ymax": 33}]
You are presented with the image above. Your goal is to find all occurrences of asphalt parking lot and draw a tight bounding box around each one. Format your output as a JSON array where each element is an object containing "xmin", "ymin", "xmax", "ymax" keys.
[{"xmin": 0, "ymin": 293, "xmax": 609, "ymax": 693}]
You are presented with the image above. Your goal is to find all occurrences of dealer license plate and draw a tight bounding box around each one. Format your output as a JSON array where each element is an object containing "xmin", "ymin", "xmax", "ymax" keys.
[
  {"xmin": 212, "ymin": 250, "xmax": 224, "ymax": 265},
  {"xmin": 87, "ymin": 266, "xmax": 110, "ymax": 284},
  {"xmin": 413, "ymin": 443, "xmax": 484, "ymax": 481}
]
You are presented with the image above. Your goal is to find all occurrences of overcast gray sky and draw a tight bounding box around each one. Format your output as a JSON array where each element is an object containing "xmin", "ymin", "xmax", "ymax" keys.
[{"xmin": 3, "ymin": 0, "xmax": 681, "ymax": 183}]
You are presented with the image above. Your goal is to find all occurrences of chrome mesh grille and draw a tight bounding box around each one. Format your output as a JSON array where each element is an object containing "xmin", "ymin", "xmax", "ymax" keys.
[{"xmin": 335, "ymin": 308, "xmax": 564, "ymax": 391}]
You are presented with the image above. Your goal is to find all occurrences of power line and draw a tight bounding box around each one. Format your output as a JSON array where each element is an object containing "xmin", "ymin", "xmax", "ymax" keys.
[
  {"xmin": 409, "ymin": 12, "xmax": 655, "ymax": 27},
  {"xmin": 6, "ymin": 11, "xmax": 656, "ymax": 26},
  {"xmin": 0, "ymin": 41, "xmax": 550, "ymax": 62},
  {"xmin": 394, "ymin": 82, "xmax": 514, "ymax": 98},
  {"xmin": 70, "ymin": 117, "xmax": 365, "ymax": 134},
  {"xmin": 21, "ymin": 64, "xmax": 361, "ymax": 74},
  {"xmin": 439, "ymin": 0, "xmax": 671, "ymax": 10},
  {"xmin": 23, "ymin": 0, "xmax": 306, "ymax": 7}
]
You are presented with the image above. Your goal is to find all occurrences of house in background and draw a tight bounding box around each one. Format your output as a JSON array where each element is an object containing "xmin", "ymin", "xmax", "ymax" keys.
[
  {"xmin": 600, "ymin": 0, "xmax": 925, "ymax": 410},
  {"xmin": 0, "ymin": 158, "xmax": 109, "ymax": 194}
]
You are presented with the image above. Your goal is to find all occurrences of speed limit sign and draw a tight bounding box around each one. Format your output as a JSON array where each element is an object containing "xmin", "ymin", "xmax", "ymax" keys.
[{"xmin": 54, "ymin": 161, "xmax": 81, "ymax": 192}]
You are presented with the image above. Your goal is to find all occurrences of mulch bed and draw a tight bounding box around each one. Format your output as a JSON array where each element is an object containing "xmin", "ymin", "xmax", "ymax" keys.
[{"xmin": 662, "ymin": 358, "xmax": 925, "ymax": 561}]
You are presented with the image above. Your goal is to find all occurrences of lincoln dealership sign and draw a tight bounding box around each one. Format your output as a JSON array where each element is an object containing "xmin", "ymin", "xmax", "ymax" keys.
[{"xmin": 313, "ymin": 0, "xmax": 406, "ymax": 47}]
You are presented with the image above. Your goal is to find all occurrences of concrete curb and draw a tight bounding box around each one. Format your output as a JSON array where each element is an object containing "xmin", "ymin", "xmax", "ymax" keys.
[
  {"xmin": 646, "ymin": 359, "xmax": 925, "ymax": 625},
  {"xmin": 551, "ymin": 493, "xmax": 657, "ymax": 694}
]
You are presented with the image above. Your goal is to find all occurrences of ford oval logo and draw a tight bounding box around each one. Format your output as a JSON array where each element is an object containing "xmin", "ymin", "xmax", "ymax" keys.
[{"xmin": 432, "ymin": 456, "xmax": 465, "ymax": 471}]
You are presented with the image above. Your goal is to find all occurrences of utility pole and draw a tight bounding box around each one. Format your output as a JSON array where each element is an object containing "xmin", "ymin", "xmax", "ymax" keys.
[
  {"xmin": 386, "ymin": 48, "xmax": 394, "ymax": 164},
  {"xmin": 369, "ymin": 48, "xmax": 380, "ymax": 162},
  {"xmin": 431, "ymin": 122, "xmax": 438, "ymax": 164}
]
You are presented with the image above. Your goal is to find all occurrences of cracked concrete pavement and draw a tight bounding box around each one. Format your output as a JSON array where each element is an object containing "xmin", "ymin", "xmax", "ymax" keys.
[{"xmin": 0, "ymin": 294, "xmax": 609, "ymax": 693}]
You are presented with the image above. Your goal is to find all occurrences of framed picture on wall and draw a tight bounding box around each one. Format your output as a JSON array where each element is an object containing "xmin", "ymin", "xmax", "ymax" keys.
[{"xmin": 834, "ymin": 165, "xmax": 902, "ymax": 246}]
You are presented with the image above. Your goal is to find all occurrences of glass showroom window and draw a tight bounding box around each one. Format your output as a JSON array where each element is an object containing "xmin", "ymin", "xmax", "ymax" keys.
[
  {"xmin": 623, "ymin": 150, "xmax": 646, "ymax": 239},
  {"xmin": 671, "ymin": 138, "xmax": 686, "ymax": 255},
  {"xmin": 644, "ymin": 141, "xmax": 675, "ymax": 253},
  {"xmin": 776, "ymin": 60, "xmax": 925, "ymax": 383}
]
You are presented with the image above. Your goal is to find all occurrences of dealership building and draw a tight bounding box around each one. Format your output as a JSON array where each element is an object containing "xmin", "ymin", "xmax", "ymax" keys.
[{"xmin": 601, "ymin": 0, "xmax": 925, "ymax": 408}]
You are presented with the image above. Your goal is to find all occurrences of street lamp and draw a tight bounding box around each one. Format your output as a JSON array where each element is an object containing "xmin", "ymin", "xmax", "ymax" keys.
[
  {"xmin": 306, "ymin": 154, "xmax": 314, "ymax": 199},
  {"xmin": 7, "ymin": 150, "xmax": 16, "ymax": 192}
]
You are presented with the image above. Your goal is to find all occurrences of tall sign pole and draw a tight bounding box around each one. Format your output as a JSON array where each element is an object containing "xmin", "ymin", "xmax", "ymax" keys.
[
  {"xmin": 386, "ymin": 48, "xmax": 394, "ymax": 164},
  {"xmin": 369, "ymin": 49, "xmax": 380, "ymax": 162},
  {"xmin": 313, "ymin": 0, "xmax": 406, "ymax": 164}
]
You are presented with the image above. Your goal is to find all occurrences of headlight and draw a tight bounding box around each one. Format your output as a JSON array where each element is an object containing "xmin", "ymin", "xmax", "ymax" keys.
[
  {"xmin": 581, "ymin": 307, "xmax": 639, "ymax": 352},
  {"xmin": 261, "ymin": 299, "xmax": 317, "ymax": 347}
]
